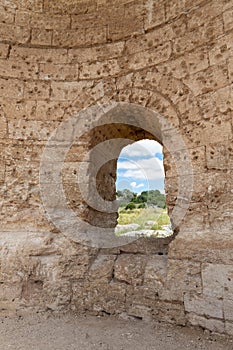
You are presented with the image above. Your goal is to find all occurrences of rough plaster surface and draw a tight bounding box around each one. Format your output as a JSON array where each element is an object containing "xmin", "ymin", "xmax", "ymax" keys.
[{"xmin": 0, "ymin": 0, "xmax": 233, "ymax": 336}]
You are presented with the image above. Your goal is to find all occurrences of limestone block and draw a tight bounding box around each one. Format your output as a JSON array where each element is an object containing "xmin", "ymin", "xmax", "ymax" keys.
[
  {"xmin": 79, "ymin": 59, "xmax": 120, "ymax": 80},
  {"xmin": 53, "ymin": 28, "xmax": 86, "ymax": 47},
  {"xmin": 14, "ymin": 10, "xmax": 31, "ymax": 26},
  {"xmin": 225, "ymin": 322, "xmax": 233, "ymax": 336},
  {"xmin": 183, "ymin": 64, "xmax": 229, "ymax": 97},
  {"xmin": 116, "ymin": 237, "xmax": 170, "ymax": 255},
  {"xmin": 44, "ymin": 281, "xmax": 72, "ymax": 311},
  {"xmin": 187, "ymin": 313, "xmax": 225, "ymax": 333},
  {"xmin": 165, "ymin": 0, "xmax": 186, "ymax": 21},
  {"xmin": 144, "ymin": 255, "xmax": 168, "ymax": 288},
  {"xmin": 223, "ymin": 299, "xmax": 233, "ymax": 321},
  {"xmin": 0, "ymin": 23, "xmax": 30, "ymax": 44},
  {"xmin": 58, "ymin": 254, "xmax": 92, "ymax": 280},
  {"xmin": 206, "ymin": 142, "xmax": 233, "ymax": 170},
  {"xmin": 5, "ymin": 160, "xmax": 39, "ymax": 185},
  {"xmin": 24, "ymin": 81, "xmax": 51, "ymax": 99},
  {"xmin": 170, "ymin": 235, "xmax": 233, "ymax": 264},
  {"xmin": 209, "ymin": 32, "xmax": 233, "ymax": 65},
  {"xmin": 156, "ymin": 77, "xmax": 190, "ymax": 107},
  {"xmin": 223, "ymin": 7, "xmax": 233, "ymax": 31},
  {"xmin": 176, "ymin": 202, "xmax": 209, "ymax": 233},
  {"xmin": 2, "ymin": 140, "xmax": 44, "ymax": 162},
  {"xmin": 187, "ymin": 0, "xmax": 225, "ymax": 30},
  {"xmin": 31, "ymin": 28, "xmax": 53, "ymax": 46},
  {"xmin": 127, "ymin": 42, "xmax": 172, "ymax": 71},
  {"xmin": 71, "ymin": 12, "xmax": 106, "ymax": 30},
  {"xmin": 126, "ymin": 285, "xmax": 159, "ymax": 309},
  {"xmin": 39, "ymin": 63, "xmax": 79, "ymax": 81},
  {"xmin": 72, "ymin": 282, "xmax": 126, "ymax": 314},
  {"xmin": 144, "ymin": 0, "xmax": 165, "ymax": 29},
  {"xmin": 0, "ymin": 207, "xmax": 52, "ymax": 232},
  {"xmin": 15, "ymin": 12, "xmax": 71, "ymax": 30},
  {"xmin": 161, "ymin": 259, "xmax": 202, "ymax": 302},
  {"xmin": 128, "ymin": 88, "xmax": 153, "ymax": 107},
  {"xmin": 177, "ymin": 94, "xmax": 201, "ymax": 122},
  {"xmin": 206, "ymin": 194, "xmax": 233, "ymax": 233},
  {"xmin": 36, "ymin": 100, "xmax": 67, "ymax": 121},
  {"xmin": 184, "ymin": 293, "xmax": 223, "ymax": 319},
  {"xmin": 0, "ymin": 5, "xmax": 14, "ymax": 24},
  {"xmin": 152, "ymin": 300, "xmax": 186, "ymax": 325},
  {"xmin": 8, "ymin": 120, "xmax": 59, "ymax": 141},
  {"xmin": 108, "ymin": 11, "xmax": 144, "ymax": 41},
  {"xmin": 0, "ymin": 60, "xmax": 39, "ymax": 80},
  {"xmin": 10, "ymin": 46, "xmax": 68, "ymax": 64},
  {"xmin": 128, "ymin": 304, "xmax": 152, "ymax": 321},
  {"xmin": 88, "ymin": 254, "xmax": 116, "ymax": 282},
  {"xmin": 51, "ymin": 81, "xmax": 93, "ymax": 101},
  {"xmin": 68, "ymin": 42, "xmax": 124, "ymax": 64},
  {"xmin": 182, "ymin": 118, "xmax": 232, "ymax": 147},
  {"xmin": 158, "ymin": 48, "xmax": 209, "ymax": 79},
  {"xmin": 202, "ymin": 263, "xmax": 233, "ymax": 299},
  {"xmin": 0, "ymin": 283, "xmax": 22, "ymax": 302},
  {"xmin": 164, "ymin": 146, "xmax": 206, "ymax": 177},
  {"xmin": 114, "ymin": 254, "xmax": 147, "ymax": 286},
  {"xmin": 142, "ymin": 90, "xmax": 180, "ymax": 127},
  {"xmin": 197, "ymin": 85, "xmax": 233, "ymax": 120},
  {"xmin": 43, "ymin": 0, "xmax": 96, "ymax": 15},
  {"xmin": 1, "ymin": 98, "xmax": 37, "ymax": 124},
  {"xmin": 12, "ymin": 0, "xmax": 43, "ymax": 12},
  {"xmin": 0, "ymin": 78, "xmax": 24, "ymax": 99},
  {"xmin": 173, "ymin": 17, "xmax": 223, "ymax": 56},
  {"xmin": 0, "ymin": 44, "xmax": 9, "ymax": 59},
  {"xmin": 85, "ymin": 26, "xmax": 107, "ymax": 46}
]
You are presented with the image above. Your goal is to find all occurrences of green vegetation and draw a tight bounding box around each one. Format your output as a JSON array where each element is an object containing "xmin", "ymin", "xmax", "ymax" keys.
[
  {"xmin": 118, "ymin": 207, "xmax": 167, "ymax": 226},
  {"xmin": 125, "ymin": 202, "xmax": 136, "ymax": 210},
  {"xmin": 116, "ymin": 189, "xmax": 172, "ymax": 236},
  {"xmin": 117, "ymin": 189, "xmax": 166, "ymax": 209}
]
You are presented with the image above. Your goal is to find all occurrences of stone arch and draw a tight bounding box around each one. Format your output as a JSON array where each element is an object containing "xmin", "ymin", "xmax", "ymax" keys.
[{"xmin": 40, "ymin": 102, "xmax": 193, "ymax": 250}]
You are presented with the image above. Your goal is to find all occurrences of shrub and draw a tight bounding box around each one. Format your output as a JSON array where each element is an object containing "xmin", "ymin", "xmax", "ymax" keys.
[
  {"xmin": 125, "ymin": 202, "xmax": 136, "ymax": 210},
  {"xmin": 138, "ymin": 203, "xmax": 146, "ymax": 209}
]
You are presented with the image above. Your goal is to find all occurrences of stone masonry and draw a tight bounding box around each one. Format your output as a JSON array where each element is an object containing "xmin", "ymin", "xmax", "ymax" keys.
[{"xmin": 0, "ymin": 0, "xmax": 233, "ymax": 336}]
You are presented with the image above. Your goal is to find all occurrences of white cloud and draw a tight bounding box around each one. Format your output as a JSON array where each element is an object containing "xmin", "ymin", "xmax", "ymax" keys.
[
  {"xmin": 130, "ymin": 182, "xmax": 144, "ymax": 189},
  {"xmin": 118, "ymin": 157, "xmax": 164, "ymax": 181},
  {"xmin": 120, "ymin": 139, "xmax": 163, "ymax": 159}
]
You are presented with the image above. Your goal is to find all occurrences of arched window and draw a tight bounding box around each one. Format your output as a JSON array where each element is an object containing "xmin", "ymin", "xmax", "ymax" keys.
[{"xmin": 115, "ymin": 140, "xmax": 172, "ymax": 238}]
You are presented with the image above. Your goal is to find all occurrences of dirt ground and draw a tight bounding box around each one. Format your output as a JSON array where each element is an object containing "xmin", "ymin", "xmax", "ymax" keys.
[{"xmin": 0, "ymin": 313, "xmax": 233, "ymax": 350}]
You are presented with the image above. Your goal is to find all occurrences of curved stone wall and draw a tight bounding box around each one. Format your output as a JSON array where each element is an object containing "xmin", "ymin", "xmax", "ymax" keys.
[{"xmin": 0, "ymin": 0, "xmax": 233, "ymax": 335}]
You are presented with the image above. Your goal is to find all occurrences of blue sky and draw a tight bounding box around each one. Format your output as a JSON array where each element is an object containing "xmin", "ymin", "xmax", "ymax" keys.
[{"xmin": 116, "ymin": 139, "xmax": 165, "ymax": 194}]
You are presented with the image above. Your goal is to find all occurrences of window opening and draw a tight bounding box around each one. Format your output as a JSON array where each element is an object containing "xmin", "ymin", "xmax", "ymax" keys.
[{"xmin": 115, "ymin": 139, "xmax": 173, "ymax": 238}]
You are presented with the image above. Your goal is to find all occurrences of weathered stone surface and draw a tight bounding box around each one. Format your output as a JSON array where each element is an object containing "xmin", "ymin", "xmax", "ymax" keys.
[
  {"xmin": 0, "ymin": 0, "xmax": 232, "ymax": 337},
  {"xmin": 114, "ymin": 254, "xmax": 147, "ymax": 286},
  {"xmin": 161, "ymin": 260, "xmax": 202, "ymax": 302},
  {"xmin": 187, "ymin": 313, "xmax": 225, "ymax": 334},
  {"xmin": 184, "ymin": 294, "xmax": 223, "ymax": 319},
  {"xmin": 202, "ymin": 263, "xmax": 233, "ymax": 299},
  {"xmin": 144, "ymin": 256, "xmax": 168, "ymax": 289},
  {"xmin": 72, "ymin": 282, "xmax": 126, "ymax": 314},
  {"xmin": 88, "ymin": 255, "xmax": 116, "ymax": 282}
]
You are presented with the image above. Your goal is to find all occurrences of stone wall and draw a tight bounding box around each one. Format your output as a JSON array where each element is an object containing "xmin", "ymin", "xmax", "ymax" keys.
[{"xmin": 0, "ymin": 0, "xmax": 233, "ymax": 335}]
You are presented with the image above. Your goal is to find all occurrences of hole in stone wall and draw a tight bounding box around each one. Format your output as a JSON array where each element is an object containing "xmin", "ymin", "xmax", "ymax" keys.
[{"xmin": 115, "ymin": 139, "xmax": 173, "ymax": 239}]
